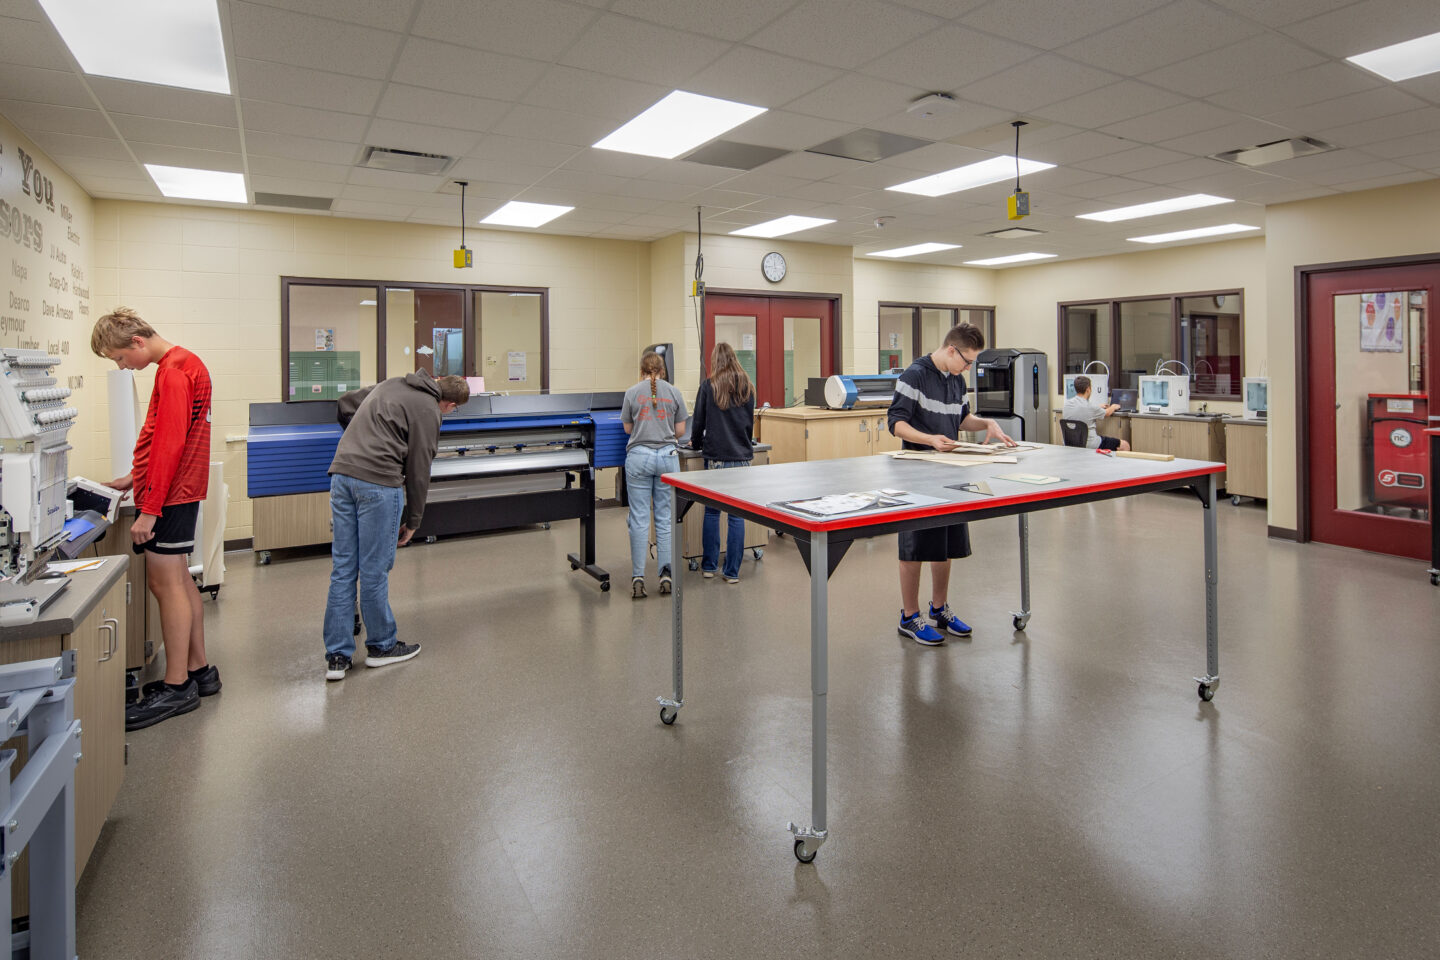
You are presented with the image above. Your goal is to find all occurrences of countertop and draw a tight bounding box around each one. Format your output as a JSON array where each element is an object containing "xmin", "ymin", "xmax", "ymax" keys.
[
  {"xmin": 2, "ymin": 555, "xmax": 128, "ymax": 642},
  {"xmin": 757, "ymin": 405, "xmax": 888, "ymax": 420}
]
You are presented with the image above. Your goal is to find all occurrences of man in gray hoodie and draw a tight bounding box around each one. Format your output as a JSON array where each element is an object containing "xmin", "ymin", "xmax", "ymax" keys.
[{"xmin": 323, "ymin": 370, "xmax": 469, "ymax": 681}]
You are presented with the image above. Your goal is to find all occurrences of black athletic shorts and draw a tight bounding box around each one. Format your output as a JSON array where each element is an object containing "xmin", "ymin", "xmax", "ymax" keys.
[
  {"xmin": 897, "ymin": 522, "xmax": 971, "ymax": 563},
  {"xmin": 132, "ymin": 501, "xmax": 200, "ymax": 555},
  {"xmin": 1098, "ymin": 435, "xmax": 1121, "ymax": 451}
]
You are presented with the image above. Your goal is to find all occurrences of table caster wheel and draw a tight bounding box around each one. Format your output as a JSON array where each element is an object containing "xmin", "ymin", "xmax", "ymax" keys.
[
  {"xmin": 660, "ymin": 706, "xmax": 677, "ymax": 725},
  {"xmin": 793, "ymin": 837, "xmax": 817, "ymax": 864},
  {"xmin": 1198, "ymin": 681, "xmax": 1215, "ymax": 702},
  {"xmin": 1012, "ymin": 615, "xmax": 1029, "ymax": 631},
  {"xmin": 1231, "ymin": 495, "xmax": 1242, "ymax": 505},
  {"xmin": 600, "ymin": 579, "xmax": 611, "ymax": 592},
  {"xmin": 541, "ymin": 522, "xmax": 551, "ymax": 530},
  {"xmin": 206, "ymin": 585, "xmax": 220, "ymax": 600},
  {"xmin": 1431, "ymin": 572, "xmax": 1439, "ymax": 586},
  {"xmin": 256, "ymin": 550, "xmax": 271, "ymax": 565},
  {"xmin": 752, "ymin": 548, "xmax": 764, "ymax": 560},
  {"xmin": 424, "ymin": 535, "xmax": 436, "ymax": 544},
  {"xmin": 688, "ymin": 559, "xmax": 699, "ymax": 571}
]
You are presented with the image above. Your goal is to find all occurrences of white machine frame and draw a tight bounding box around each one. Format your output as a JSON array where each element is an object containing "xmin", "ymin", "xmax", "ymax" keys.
[
  {"xmin": 1243, "ymin": 377, "xmax": 1268, "ymax": 420},
  {"xmin": 1063, "ymin": 360, "xmax": 1110, "ymax": 405},
  {"xmin": 1138, "ymin": 361, "xmax": 1192, "ymax": 415}
]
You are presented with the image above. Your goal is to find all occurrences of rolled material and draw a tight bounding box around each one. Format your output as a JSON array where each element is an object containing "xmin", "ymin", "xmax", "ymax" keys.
[
  {"xmin": 107, "ymin": 370, "xmax": 140, "ymax": 478},
  {"xmin": 199, "ymin": 461, "xmax": 227, "ymax": 587},
  {"xmin": 1115, "ymin": 450, "xmax": 1176, "ymax": 462}
]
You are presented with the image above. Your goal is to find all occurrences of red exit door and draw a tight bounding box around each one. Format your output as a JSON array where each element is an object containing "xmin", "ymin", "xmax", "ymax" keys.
[
  {"xmin": 1305, "ymin": 263, "xmax": 1436, "ymax": 559},
  {"xmin": 703, "ymin": 295, "xmax": 837, "ymax": 408}
]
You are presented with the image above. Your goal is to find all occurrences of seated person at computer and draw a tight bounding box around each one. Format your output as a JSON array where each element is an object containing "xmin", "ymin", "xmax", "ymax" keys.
[{"xmin": 1062, "ymin": 375, "xmax": 1129, "ymax": 451}]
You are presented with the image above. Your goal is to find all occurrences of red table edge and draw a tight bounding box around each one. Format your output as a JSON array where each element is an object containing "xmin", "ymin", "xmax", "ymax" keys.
[{"xmin": 663, "ymin": 462, "xmax": 1227, "ymax": 533}]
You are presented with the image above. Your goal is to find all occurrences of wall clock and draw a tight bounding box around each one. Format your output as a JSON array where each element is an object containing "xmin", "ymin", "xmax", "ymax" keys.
[{"xmin": 762, "ymin": 251, "xmax": 786, "ymax": 283}]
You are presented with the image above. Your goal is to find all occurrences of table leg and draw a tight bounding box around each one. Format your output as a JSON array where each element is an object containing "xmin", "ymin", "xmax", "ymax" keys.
[
  {"xmin": 657, "ymin": 487, "xmax": 684, "ymax": 725},
  {"xmin": 1195, "ymin": 472, "xmax": 1220, "ymax": 701},
  {"xmin": 1011, "ymin": 513, "xmax": 1032, "ymax": 631},
  {"xmin": 788, "ymin": 529, "xmax": 829, "ymax": 863}
]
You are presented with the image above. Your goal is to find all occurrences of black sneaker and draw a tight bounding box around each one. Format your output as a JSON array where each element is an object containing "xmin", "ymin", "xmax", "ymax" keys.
[
  {"xmin": 658, "ymin": 565, "xmax": 673, "ymax": 595},
  {"xmin": 364, "ymin": 640, "xmax": 420, "ymax": 669},
  {"xmin": 142, "ymin": 664, "xmax": 222, "ymax": 699},
  {"xmin": 125, "ymin": 679, "xmax": 200, "ymax": 731},
  {"xmin": 325, "ymin": 653, "xmax": 352, "ymax": 681}
]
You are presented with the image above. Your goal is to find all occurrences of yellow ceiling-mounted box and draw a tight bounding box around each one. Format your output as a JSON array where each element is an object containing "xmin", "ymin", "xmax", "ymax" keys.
[
  {"xmin": 454, "ymin": 246, "xmax": 472, "ymax": 268},
  {"xmin": 1007, "ymin": 191, "xmax": 1030, "ymax": 221}
]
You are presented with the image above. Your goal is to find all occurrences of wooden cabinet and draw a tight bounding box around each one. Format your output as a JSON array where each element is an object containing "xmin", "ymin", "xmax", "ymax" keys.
[
  {"xmin": 1129, "ymin": 416, "xmax": 1226, "ymax": 464},
  {"xmin": 756, "ymin": 407, "xmax": 897, "ymax": 464},
  {"xmin": 675, "ymin": 448, "xmax": 771, "ymax": 563},
  {"xmin": 93, "ymin": 509, "xmax": 155, "ymax": 669},
  {"xmin": 253, "ymin": 490, "xmax": 333, "ymax": 553},
  {"xmin": 1224, "ymin": 420, "xmax": 1267, "ymax": 501}
]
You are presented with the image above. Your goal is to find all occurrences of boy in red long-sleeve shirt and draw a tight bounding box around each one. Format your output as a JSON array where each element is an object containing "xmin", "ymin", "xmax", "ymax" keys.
[{"xmin": 92, "ymin": 308, "xmax": 220, "ymax": 731}]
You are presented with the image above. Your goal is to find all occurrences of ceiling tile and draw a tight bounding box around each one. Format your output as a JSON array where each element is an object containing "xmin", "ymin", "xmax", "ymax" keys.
[
  {"xmin": 28, "ymin": 132, "xmax": 132, "ymax": 162},
  {"xmin": 559, "ymin": 14, "xmax": 730, "ymax": 86},
  {"xmin": 754, "ymin": 150, "xmax": 866, "ymax": 181},
  {"xmin": 1263, "ymin": 87, "xmax": 1429, "ymax": 135},
  {"xmin": 412, "ymin": 0, "xmax": 598, "ymax": 60},
  {"xmin": 521, "ymin": 67, "xmax": 668, "ymax": 123},
  {"xmin": 686, "ymin": 46, "xmax": 843, "ymax": 109},
  {"xmin": 1205, "ymin": 62, "xmax": 1381, "ymax": 116},
  {"xmin": 71, "ymin": 176, "xmax": 161, "ymax": 198},
  {"xmin": 468, "ymin": 135, "xmax": 579, "ymax": 167},
  {"xmin": 1139, "ymin": 34, "xmax": 1326, "ymax": 100},
  {"xmin": 244, "ymin": 131, "xmax": 361, "ymax": 165},
  {"xmin": 871, "ymin": 102, "xmax": 1015, "ymax": 143},
  {"xmin": 752, "ymin": 0, "xmax": 942, "ymax": 70},
  {"xmin": 960, "ymin": 0, "xmax": 1170, "ymax": 50},
  {"xmin": 363, "ymin": 118, "xmax": 484, "ymax": 157},
  {"xmin": 1155, "ymin": 118, "xmax": 1298, "ymax": 157},
  {"xmin": 248, "ymin": 155, "xmax": 352, "ymax": 182},
  {"xmin": 1328, "ymin": 170, "xmax": 1438, "ymax": 192},
  {"xmin": 560, "ymin": 150, "xmax": 663, "ymax": 179},
  {"xmin": 608, "ymin": 0, "xmax": 792, "ymax": 42},
  {"xmin": 1072, "ymin": 145, "xmax": 1192, "ymax": 176},
  {"xmin": 876, "ymin": 0, "xmax": 989, "ymax": 18},
  {"xmin": 375, "ymin": 85, "xmax": 509, "ymax": 134},
  {"xmin": 492, "ymin": 104, "xmax": 620, "ymax": 148},
  {"xmin": 1029, "ymin": 130, "xmax": 1144, "ymax": 165},
  {"xmin": 0, "ymin": 100, "xmax": 113, "ymax": 138},
  {"xmin": 860, "ymin": 24, "xmax": 1037, "ymax": 90},
  {"xmin": 1363, "ymin": 131, "xmax": 1440, "ymax": 160},
  {"xmin": 112, "ymin": 115, "xmax": 241, "ymax": 153},
  {"xmin": 0, "ymin": 63, "xmax": 92, "ymax": 109},
  {"xmin": 86, "ymin": 77, "xmax": 236, "ymax": 125},
  {"xmin": 246, "ymin": 0, "xmax": 414, "ymax": 31},
  {"xmin": 1397, "ymin": 73, "xmax": 1440, "ymax": 106},
  {"xmin": 644, "ymin": 160, "xmax": 742, "ymax": 187},
  {"xmin": 391, "ymin": 38, "xmax": 549, "ymax": 101},
  {"xmin": 0, "ymin": 14, "xmax": 72, "ymax": 69},
  {"xmin": 344, "ymin": 167, "xmax": 447, "ymax": 193},
  {"xmin": 330, "ymin": 199, "xmax": 416, "ymax": 219},
  {"xmin": 955, "ymin": 55, "xmax": 1119, "ymax": 113},
  {"xmin": 126, "ymin": 144, "xmax": 245, "ymax": 171},
  {"xmin": 1057, "ymin": 0, "xmax": 1260, "ymax": 75},
  {"xmin": 1031, "ymin": 80, "xmax": 1186, "ymax": 130},
  {"xmin": 446, "ymin": 157, "xmax": 554, "ymax": 186},
  {"xmin": 1280, "ymin": 0, "xmax": 1440, "ymax": 59},
  {"xmin": 249, "ymin": 175, "xmax": 342, "ymax": 198},
  {"xmin": 783, "ymin": 74, "xmax": 928, "ymax": 125},
  {"xmin": 1318, "ymin": 107, "xmax": 1440, "ymax": 151},
  {"xmin": 229, "ymin": 2, "xmax": 403, "ymax": 80},
  {"xmin": 880, "ymin": 141, "xmax": 992, "ymax": 173},
  {"xmin": 533, "ymin": 169, "xmax": 631, "ymax": 196},
  {"xmin": 1306, "ymin": 159, "xmax": 1415, "ymax": 186},
  {"xmin": 240, "ymin": 100, "xmax": 370, "ymax": 141},
  {"xmin": 48, "ymin": 156, "xmax": 143, "ymax": 181},
  {"xmin": 726, "ymin": 111, "xmax": 859, "ymax": 151},
  {"xmin": 1101, "ymin": 101, "xmax": 1237, "ymax": 143},
  {"xmin": 234, "ymin": 60, "xmax": 382, "ymax": 115},
  {"xmin": 1206, "ymin": 0, "xmax": 1357, "ymax": 29}
]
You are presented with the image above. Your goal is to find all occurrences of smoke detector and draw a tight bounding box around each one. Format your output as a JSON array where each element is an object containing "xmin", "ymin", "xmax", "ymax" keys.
[
  {"xmin": 906, "ymin": 93, "xmax": 960, "ymax": 120},
  {"xmin": 874, "ymin": 216, "xmax": 896, "ymax": 229}
]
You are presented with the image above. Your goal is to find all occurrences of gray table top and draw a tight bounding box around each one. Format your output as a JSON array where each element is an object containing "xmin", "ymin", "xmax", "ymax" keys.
[
  {"xmin": 2, "ymin": 555, "xmax": 128, "ymax": 642},
  {"xmin": 664, "ymin": 443, "xmax": 1224, "ymax": 533}
]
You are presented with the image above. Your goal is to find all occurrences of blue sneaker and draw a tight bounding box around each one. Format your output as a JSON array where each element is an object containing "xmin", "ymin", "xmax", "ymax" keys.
[
  {"xmin": 898, "ymin": 610, "xmax": 945, "ymax": 645},
  {"xmin": 929, "ymin": 602, "xmax": 972, "ymax": 637}
]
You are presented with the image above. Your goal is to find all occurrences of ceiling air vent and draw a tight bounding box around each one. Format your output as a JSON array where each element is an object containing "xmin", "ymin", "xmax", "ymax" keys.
[
  {"xmin": 1209, "ymin": 137, "xmax": 1335, "ymax": 167},
  {"xmin": 984, "ymin": 227, "xmax": 1046, "ymax": 239},
  {"xmin": 807, "ymin": 128, "xmax": 932, "ymax": 163},
  {"xmin": 683, "ymin": 141, "xmax": 790, "ymax": 170},
  {"xmin": 253, "ymin": 192, "xmax": 333, "ymax": 211},
  {"xmin": 359, "ymin": 146, "xmax": 456, "ymax": 175}
]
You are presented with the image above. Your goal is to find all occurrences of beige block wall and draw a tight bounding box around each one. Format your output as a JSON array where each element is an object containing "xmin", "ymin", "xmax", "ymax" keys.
[
  {"xmin": 1265, "ymin": 179, "xmax": 1440, "ymax": 533},
  {"xmin": 852, "ymin": 258, "xmax": 997, "ymax": 373},
  {"xmin": 90, "ymin": 200, "xmax": 652, "ymax": 542}
]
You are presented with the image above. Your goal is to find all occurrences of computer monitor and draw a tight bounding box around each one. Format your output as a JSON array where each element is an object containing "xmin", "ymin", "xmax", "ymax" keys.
[{"xmin": 1110, "ymin": 387, "xmax": 1138, "ymax": 412}]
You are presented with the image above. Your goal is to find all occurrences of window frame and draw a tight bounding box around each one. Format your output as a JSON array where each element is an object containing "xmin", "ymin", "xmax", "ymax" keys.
[
  {"xmin": 280, "ymin": 276, "xmax": 550, "ymax": 402},
  {"xmin": 877, "ymin": 301, "xmax": 996, "ymax": 369},
  {"xmin": 1056, "ymin": 289, "xmax": 1243, "ymax": 401}
]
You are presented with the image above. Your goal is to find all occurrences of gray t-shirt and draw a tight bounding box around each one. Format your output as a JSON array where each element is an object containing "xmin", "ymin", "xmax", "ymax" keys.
[
  {"xmin": 622, "ymin": 378, "xmax": 688, "ymax": 449},
  {"xmin": 1062, "ymin": 394, "xmax": 1107, "ymax": 449}
]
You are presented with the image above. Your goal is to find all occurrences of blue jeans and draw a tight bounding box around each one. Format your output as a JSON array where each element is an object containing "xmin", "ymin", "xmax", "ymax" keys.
[
  {"xmin": 625, "ymin": 444, "xmax": 679, "ymax": 579},
  {"xmin": 324, "ymin": 473, "xmax": 404, "ymax": 658},
  {"xmin": 702, "ymin": 460, "xmax": 749, "ymax": 579}
]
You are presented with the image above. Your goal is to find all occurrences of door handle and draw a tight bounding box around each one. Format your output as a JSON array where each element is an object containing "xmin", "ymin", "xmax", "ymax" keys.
[
  {"xmin": 97, "ymin": 618, "xmax": 117, "ymax": 662},
  {"xmin": 105, "ymin": 616, "xmax": 120, "ymax": 656}
]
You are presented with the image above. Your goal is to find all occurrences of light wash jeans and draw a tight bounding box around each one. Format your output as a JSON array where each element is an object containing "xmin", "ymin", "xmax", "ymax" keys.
[
  {"xmin": 625, "ymin": 443, "xmax": 679, "ymax": 580},
  {"xmin": 702, "ymin": 459, "xmax": 749, "ymax": 580},
  {"xmin": 324, "ymin": 473, "xmax": 404, "ymax": 658}
]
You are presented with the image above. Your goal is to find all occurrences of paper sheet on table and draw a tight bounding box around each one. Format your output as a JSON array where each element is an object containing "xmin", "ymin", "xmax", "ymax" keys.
[
  {"xmin": 890, "ymin": 451, "xmax": 1019, "ymax": 466},
  {"xmin": 773, "ymin": 489, "xmax": 946, "ymax": 518},
  {"xmin": 47, "ymin": 558, "xmax": 109, "ymax": 574},
  {"xmin": 994, "ymin": 473, "xmax": 1064, "ymax": 485},
  {"xmin": 947, "ymin": 441, "xmax": 1041, "ymax": 454}
]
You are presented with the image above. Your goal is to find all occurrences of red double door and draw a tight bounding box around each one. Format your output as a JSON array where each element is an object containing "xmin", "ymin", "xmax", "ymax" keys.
[
  {"xmin": 702, "ymin": 295, "xmax": 837, "ymax": 409},
  {"xmin": 1305, "ymin": 263, "xmax": 1437, "ymax": 559}
]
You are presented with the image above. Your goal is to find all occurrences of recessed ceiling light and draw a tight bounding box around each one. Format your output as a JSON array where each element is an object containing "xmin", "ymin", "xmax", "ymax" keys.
[
  {"xmin": 728, "ymin": 216, "xmax": 835, "ymax": 238},
  {"xmin": 481, "ymin": 201, "xmax": 574, "ymax": 228},
  {"xmin": 1347, "ymin": 29, "xmax": 1440, "ymax": 82},
  {"xmin": 887, "ymin": 156, "xmax": 1055, "ymax": 197},
  {"xmin": 1077, "ymin": 194, "xmax": 1231, "ymax": 222},
  {"xmin": 38, "ymin": 0, "xmax": 230, "ymax": 94},
  {"xmin": 594, "ymin": 91, "xmax": 767, "ymax": 159},
  {"xmin": 144, "ymin": 164, "xmax": 247, "ymax": 203},
  {"xmin": 963, "ymin": 252, "xmax": 1057, "ymax": 266},
  {"xmin": 866, "ymin": 243, "xmax": 961, "ymax": 258},
  {"xmin": 1128, "ymin": 223, "xmax": 1260, "ymax": 244}
]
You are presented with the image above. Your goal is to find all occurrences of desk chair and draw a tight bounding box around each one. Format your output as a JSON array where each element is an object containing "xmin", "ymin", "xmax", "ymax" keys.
[{"xmin": 1059, "ymin": 418, "xmax": 1089, "ymax": 448}]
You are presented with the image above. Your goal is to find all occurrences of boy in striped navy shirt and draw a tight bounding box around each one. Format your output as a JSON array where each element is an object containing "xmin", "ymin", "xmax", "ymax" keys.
[
  {"xmin": 93, "ymin": 308, "xmax": 220, "ymax": 730},
  {"xmin": 887, "ymin": 323, "xmax": 1014, "ymax": 645}
]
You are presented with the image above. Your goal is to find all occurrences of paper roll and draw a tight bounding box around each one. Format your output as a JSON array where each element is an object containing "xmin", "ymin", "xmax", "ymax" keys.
[
  {"xmin": 198, "ymin": 461, "xmax": 227, "ymax": 588},
  {"xmin": 107, "ymin": 370, "xmax": 140, "ymax": 478}
]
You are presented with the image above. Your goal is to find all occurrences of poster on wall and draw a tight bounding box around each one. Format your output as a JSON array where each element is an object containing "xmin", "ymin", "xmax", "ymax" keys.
[
  {"xmin": 507, "ymin": 351, "xmax": 526, "ymax": 381},
  {"xmin": 314, "ymin": 328, "xmax": 335, "ymax": 351},
  {"xmin": 1359, "ymin": 292, "xmax": 1403, "ymax": 353}
]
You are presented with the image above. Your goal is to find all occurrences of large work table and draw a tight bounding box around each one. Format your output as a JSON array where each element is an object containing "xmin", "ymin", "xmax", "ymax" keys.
[{"xmin": 657, "ymin": 443, "xmax": 1226, "ymax": 863}]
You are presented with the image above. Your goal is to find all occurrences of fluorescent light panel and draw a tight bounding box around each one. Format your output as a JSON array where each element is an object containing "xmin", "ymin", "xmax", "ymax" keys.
[
  {"xmin": 964, "ymin": 252, "xmax": 1057, "ymax": 266},
  {"xmin": 594, "ymin": 91, "xmax": 767, "ymax": 159},
  {"xmin": 38, "ymin": 0, "xmax": 230, "ymax": 94},
  {"xmin": 1128, "ymin": 223, "xmax": 1260, "ymax": 244},
  {"xmin": 144, "ymin": 164, "xmax": 246, "ymax": 203},
  {"xmin": 887, "ymin": 156, "xmax": 1055, "ymax": 197},
  {"xmin": 1078, "ymin": 194, "xmax": 1231, "ymax": 222},
  {"xmin": 728, "ymin": 216, "xmax": 834, "ymax": 238},
  {"xmin": 1347, "ymin": 29, "xmax": 1440, "ymax": 81},
  {"xmin": 867, "ymin": 243, "xmax": 961, "ymax": 258},
  {"xmin": 481, "ymin": 201, "xmax": 573, "ymax": 228}
]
